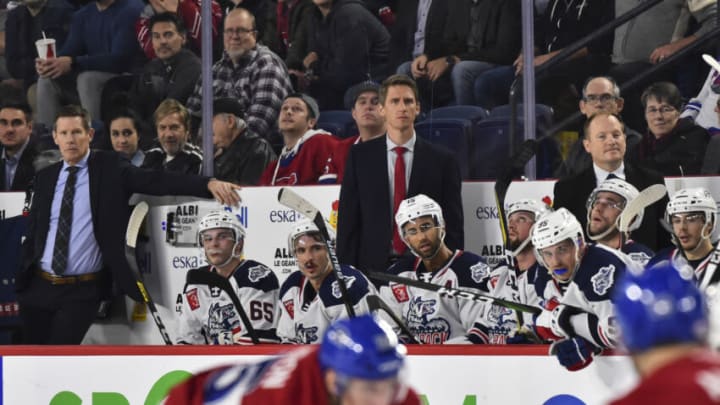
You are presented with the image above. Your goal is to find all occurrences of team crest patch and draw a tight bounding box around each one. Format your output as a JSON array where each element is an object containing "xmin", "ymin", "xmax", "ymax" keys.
[
  {"xmin": 186, "ymin": 288, "xmax": 200, "ymax": 311},
  {"xmin": 332, "ymin": 276, "xmax": 357, "ymax": 299},
  {"xmin": 391, "ymin": 284, "xmax": 409, "ymax": 302},
  {"xmin": 591, "ymin": 264, "xmax": 616, "ymax": 296},
  {"xmin": 628, "ymin": 252, "xmax": 651, "ymax": 266},
  {"xmin": 248, "ymin": 265, "xmax": 271, "ymax": 283},
  {"xmin": 283, "ymin": 299, "xmax": 295, "ymax": 319},
  {"xmin": 470, "ymin": 262, "xmax": 491, "ymax": 283}
]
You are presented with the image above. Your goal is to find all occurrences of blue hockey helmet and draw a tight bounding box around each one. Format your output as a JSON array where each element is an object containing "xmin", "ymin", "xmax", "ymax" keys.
[
  {"xmin": 319, "ymin": 315, "xmax": 406, "ymax": 381},
  {"xmin": 613, "ymin": 262, "xmax": 709, "ymax": 353}
]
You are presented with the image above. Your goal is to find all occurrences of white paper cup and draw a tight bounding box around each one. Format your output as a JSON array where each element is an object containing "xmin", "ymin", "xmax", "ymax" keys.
[{"xmin": 35, "ymin": 38, "xmax": 56, "ymax": 60}]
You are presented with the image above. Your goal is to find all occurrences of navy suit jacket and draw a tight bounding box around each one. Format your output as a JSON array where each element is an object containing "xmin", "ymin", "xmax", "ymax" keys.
[
  {"xmin": 0, "ymin": 140, "xmax": 38, "ymax": 191},
  {"xmin": 553, "ymin": 163, "xmax": 671, "ymax": 251},
  {"xmin": 18, "ymin": 150, "xmax": 213, "ymax": 301},
  {"xmin": 337, "ymin": 135, "xmax": 464, "ymax": 273}
]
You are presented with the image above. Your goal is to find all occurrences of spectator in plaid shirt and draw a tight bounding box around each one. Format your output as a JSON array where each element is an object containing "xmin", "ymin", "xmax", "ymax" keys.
[{"xmin": 186, "ymin": 8, "xmax": 293, "ymax": 139}]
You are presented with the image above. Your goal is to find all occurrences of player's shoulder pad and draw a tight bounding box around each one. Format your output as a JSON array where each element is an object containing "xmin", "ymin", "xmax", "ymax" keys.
[
  {"xmin": 453, "ymin": 251, "xmax": 492, "ymax": 290},
  {"xmin": 574, "ymin": 244, "xmax": 628, "ymax": 300},
  {"xmin": 318, "ymin": 265, "xmax": 370, "ymax": 306},
  {"xmin": 279, "ymin": 270, "xmax": 303, "ymax": 298},
  {"xmin": 379, "ymin": 258, "xmax": 417, "ymax": 283},
  {"xmin": 647, "ymin": 246, "xmax": 676, "ymax": 268},
  {"xmin": 529, "ymin": 263, "xmax": 553, "ymax": 296},
  {"xmin": 233, "ymin": 260, "xmax": 279, "ymax": 292},
  {"xmin": 622, "ymin": 241, "xmax": 654, "ymax": 265},
  {"xmin": 184, "ymin": 265, "xmax": 211, "ymax": 287}
]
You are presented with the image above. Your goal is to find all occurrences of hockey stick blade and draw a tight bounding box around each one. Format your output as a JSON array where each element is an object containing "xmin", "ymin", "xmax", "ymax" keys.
[
  {"xmin": 366, "ymin": 295, "xmax": 422, "ymax": 344},
  {"xmin": 618, "ymin": 184, "xmax": 667, "ymax": 232},
  {"xmin": 124, "ymin": 201, "xmax": 173, "ymax": 345},
  {"xmin": 186, "ymin": 269, "xmax": 260, "ymax": 344},
  {"xmin": 368, "ymin": 271, "xmax": 542, "ymax": 315},
  {"xmin": 278, "ymin": 187, "xmax": 321, "ymax": 222},
  {"xmin": 703, "ymin": 53, "xmax": 720, "ymax": 74}
]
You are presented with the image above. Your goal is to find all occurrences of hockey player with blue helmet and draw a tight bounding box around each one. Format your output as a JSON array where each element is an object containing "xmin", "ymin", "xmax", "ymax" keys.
[
  {"xmin": 166, "ymin": 314, "xmax": 422, "ymax": 404},
  {"xmin": 610, "ymin": 262, "xmax": 720, "ymax": 405}
]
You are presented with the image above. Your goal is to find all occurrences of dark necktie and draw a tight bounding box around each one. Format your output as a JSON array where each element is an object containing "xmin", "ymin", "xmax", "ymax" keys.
[
  {"xmin": 52, "ymin": 166, "xmax": 79, "ymax": 275},
  {"xmin": 392, "ymin": 147, "xmax": 407, "ymax": 254},
  {"xmin": 606, "ymin": 173, "xmax": 619, "ymax": 181}
]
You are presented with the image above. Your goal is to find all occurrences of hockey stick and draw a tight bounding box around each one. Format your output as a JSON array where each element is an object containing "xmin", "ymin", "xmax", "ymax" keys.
[
  {"xmin": 367, "ymin": 271, "xmax": 542, "ymax": 315},
  {"xmin": 125, "ymin": 201, "xmax": 173, "ymax": 345},
  {"xmin": 617, "ymin": 184, "xmax": 667, "ymax": 232},
  {"xmin": 185, "ymin": 269, "xmax": 260, "ymax": 344},
  {"xmin": 277, "ymin": 187, "xmax": 356, "ymax": 317},
  {"xmin": 366, "ymin": 295, "xmax": 422, "ymax": 344},
  {"xmin": 703, "ymin": 53, "xmax": 720, "ymax": 74}
]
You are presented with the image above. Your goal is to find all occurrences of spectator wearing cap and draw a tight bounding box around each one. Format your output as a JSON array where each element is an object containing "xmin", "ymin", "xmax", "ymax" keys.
[
  {"xmin": 126, "ymin": 12, "xmax": 201, "ymax": 123},
  {"xmin": 212, "ymin": 97, "xmax": 276, "ymax": 185},
  {"xmin": 142, "ymin": 98, "xmax": 203, "ymax": 174},
  {"xmin": 258, "ymin": 93, "xmax": 338, "ymax": 185},
  {"xmin": 326, "ymin": 81, "xmax": 385, "ymax": 183}
]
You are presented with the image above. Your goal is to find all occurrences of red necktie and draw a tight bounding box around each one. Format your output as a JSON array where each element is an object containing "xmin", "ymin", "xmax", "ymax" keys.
[{"xmin": 392, "ymin": 147, "xmax": 407, "ymax": 254}]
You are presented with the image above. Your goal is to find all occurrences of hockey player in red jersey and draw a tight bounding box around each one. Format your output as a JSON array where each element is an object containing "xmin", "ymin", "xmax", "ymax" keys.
[
  {"xmin": 610, "ymin": 261, "xmax": 720, "ymax": 405},
  {"xmin": 165, "ymin": 314, "xmax": 422, "ymax": 405}
]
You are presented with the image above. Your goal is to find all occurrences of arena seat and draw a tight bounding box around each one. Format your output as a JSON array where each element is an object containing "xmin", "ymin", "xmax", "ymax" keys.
[
  {"xmin": 316, "ymin": 110, "xmax": 358, "ymax": 139},
  {"xmin": 415, "ymin": 118, "xmax": 473, "ymax": 179}
]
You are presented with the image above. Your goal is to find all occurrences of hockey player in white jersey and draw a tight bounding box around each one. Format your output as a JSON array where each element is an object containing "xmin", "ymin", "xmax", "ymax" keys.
[
  {"xmin": 376, "ymin": 194, "xmax": 492, "ymax": 344},
  {"xmin": 472, "ymin": 199, "xmax": 550, "ymax": 344},
  {"xmin": 277, "ymin": 219, "xmax": 377, "ymax": 343},
  {"xmin": 531, "ymin": 208, "xmax": 635, "ymax": 370},
  {"xmin": 647, "ymin": 188, "xmax": 720, "ymax": 290},
  {"xmin": 586, "ymin": 178, "xmax": 654, "ymax": 266},
  {"xmin": 176, "ymin": 211, "xmax": 281, "ymax": 344}
]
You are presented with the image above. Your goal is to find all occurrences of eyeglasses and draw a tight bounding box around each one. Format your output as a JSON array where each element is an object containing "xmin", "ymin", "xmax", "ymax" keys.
[
  {"xmin": 223, "ymin": 27, "xmax": 255, "ymax": 36},
  {"xmin": 590, "ymin": 197, "xmax": 625, "ymax": 211},
  {"xmin": 645, "ymin": 106, "xmax": 676, "ymax": 115},
  {"xmin": 403, "ymin": 223, "xmax": 437, "ymax": 237},
  {"xmin": 0, "ymin": 118, "xmax": 27, "ymax": 128},
  {"xmin": 200, "ymin": 231, "xmax": 235, "ymax": 244},
  {"xmin": 670, "ymin": 213, "xmax": 706, "ymax": 227},
  {"xmin": 583, "ymin": 93, "xmax": 616, "ymax": 103}
]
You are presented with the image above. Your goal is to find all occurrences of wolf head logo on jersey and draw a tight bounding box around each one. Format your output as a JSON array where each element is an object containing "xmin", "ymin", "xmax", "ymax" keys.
[
  {"xmin": 406, "ymin": 296, "xmax": 451, "ymax": 343},
  {"xmin": 470, "ymin": 262, "xmax": 490, "ymax": 283},
  {"xmin": 591, "ymin": 264, "xmax": 616, "ymax": 296},
  {"xmin": 406, "ymin": 296, "xmax": 437, "ymax": 325},
  {"xmin": 248, "ymin": 265, "xmax": 271, "ymax": 283},
  {"xmin": 207, "ymin": 302, "xmax": 240, "ymax": 341},
  {"xmin": 331, "ymin": 276, "xmax": 356, "ymax": 299},
  {"xmin": 295, "ymin": 323, "xmax": 319, "ymax": 343}
]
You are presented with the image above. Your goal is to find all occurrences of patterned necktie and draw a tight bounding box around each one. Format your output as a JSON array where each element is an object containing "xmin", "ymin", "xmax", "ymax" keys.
[
  {"xmin": 52, "ymin": 166, "xmax": 79, "ymax": 275},
  {"xmin": 392, "ymin": 147, "xmax": 407, "ymax": 254}
]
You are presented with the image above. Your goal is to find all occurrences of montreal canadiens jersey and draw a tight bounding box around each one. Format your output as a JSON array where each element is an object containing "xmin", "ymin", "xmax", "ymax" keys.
[
  {"xmin": 277, "ymin": 265, "xmax": 376, "ymax": 343},
  {"xmin": 377, "ymin": 250, "xmax": 492, "ymax": 344},
  {"xmin": 165, "ymin": 346, "xmax": 423, "ymax": 405},
  {"xmin": 648, "ymin": 245, "xmax": 720, "ymax": 290},
  {"xmin": 175, "ymin": 260, "xmax": 280, "ymax": 344},
  {"xmin": 473, "ymin": 260, "xmax": 544, "ymax": 344},
  {"xmin": 324, "ymin": 135, "xmax": 359, "ymax": 184},
  {"xmin": 258, "ymin": 129, "xmax": 337, "ymax": 185},
  {"xmin": 559, "ymin": 244, "xmax": 635, "ymax": 349}
]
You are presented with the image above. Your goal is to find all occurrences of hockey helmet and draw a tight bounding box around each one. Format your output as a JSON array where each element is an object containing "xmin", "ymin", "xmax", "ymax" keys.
[
  {"xmin": 319, "ymin": 315, "xmax": 407, "ymax": 381},
  {"xmin": 395, "ymin": 194, "xmax": 445, "ymax": 230},
  {"xmin": 614, "ymin": 261, "xmax": 708, "ymax": 353},
  {"xmin": 586, "ymin": 178, "xmax": 643, "ymax": 235},
  {"xmin": 287, "ymin": 219, "xmax": 334, "ymax": 254},
  {"xmin": 531, "ymin": 208, "xmax": 585, "ymax": 270},
  {"xmin": 197, "ymin": 210, "xmax": 245, "ymax": 245},
  {"xmin": 506, "ymin": 199, "xmax": 551, "ymax": 255},
  {"xmin": 665, "ymin": 188, "xmax": 717, "ymax": 234}
]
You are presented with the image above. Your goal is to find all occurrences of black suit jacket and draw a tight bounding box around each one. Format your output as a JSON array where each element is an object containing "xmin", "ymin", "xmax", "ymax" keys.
[
  {"xmin": 0, "ymin": 140, "xmax": 38, "ymax": 191},
  {"xmin": 337, "ymin": 135, "xmax": 464, "ymax": 272},
  {"xmin": 553, "ymin": 164, "xmax": 670, "ymax": 251},
  {"xmin": 18, "ymin": 150, "xmax": 213, "ymax": 301}
]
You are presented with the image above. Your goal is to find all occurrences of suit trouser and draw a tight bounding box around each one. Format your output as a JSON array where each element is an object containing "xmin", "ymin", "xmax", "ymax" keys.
[{"xmin": 17, "ymin": 275, "xmax": 102, "ymax": 344}]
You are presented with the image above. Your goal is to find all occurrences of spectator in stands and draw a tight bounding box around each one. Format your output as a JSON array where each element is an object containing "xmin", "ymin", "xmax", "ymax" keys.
[
  {"xmin": 258, "ymin": 93, "xmax": 338, "ymax": 185},
  {"xmin": 636, "ymin": 82, "xmax": 710, "ymax": 177},
  {"xmin": 554, "ymin": 112, "xmax": 669, "ymax": 251},
  {"xmin": 5, "ymin": 0, "xmax": 74, "ymax": 110},
  {"xmin": 135, "ymin": 0, "xmax": 221, "ymax": 60},
  {"xmin": 142, "ymin": 98, "xmax": 203, "ymax": 174},
  {"xmin": 212, "ymin": 97, "xmax": 276, "ymax": 185},
  {"xmin": 681, "ymin": 56, "xmax": 720, "ymax": 135},
  {"xmin": 0, "ymin": 102, "xmax": 38, "ymax": 191},
  {"xmin": 127, "ymin": 12, "xmax": 201, "ymax": 123},
  {"xmin": 217, "ymin": 0, "xmax": 271, "ymax": 42},
  {"xmin": 261, "ymin": 0, "xmax": 314, "ymax": 72},
  {"xmin": 557, "ymin": 76, "xmax": 643, "ymax": 177},
  {"xmin": 108, "ymin": 109, "xmax": 147, "ymax": 167},
  {"xmin": 298, "ymin": 0, "xmax": 390, "ymax": 110},
  {"xmin": 391, "ymin": 0, "xmax": 468, "ymax": 108},
  {"xmin": 186, "ymin": 8, "xmax": 292, "ymax": 138},
  {"xmin": 473, "ymin": 0, "xmax": 613, "ymax": 115},
  {"xmin": 326, "ymin": 81, "xmax": 385, "ymax": 183},
  {"xmin": 611, "ymin": 1, "xmax": 717, "ymax": 132},
  {"xmin": 34, "ymin": 0, "xmax": 143, "ymax": 127}
]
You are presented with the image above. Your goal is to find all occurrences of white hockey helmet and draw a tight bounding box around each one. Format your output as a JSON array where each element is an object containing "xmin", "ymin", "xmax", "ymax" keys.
[
  {"xmin": 395, "ymin": 194, "xmax": 445, "ymax": 231},
  {"xmin": 505, "ymin": 199, "xmax": 551, "ymax": 255},
  {"xmin": 665, "ymin": 188, "xmax": 717, "ymax": 230},
  {"xmin": 197, "ymin": 210, "xmax": 246, "ymax": 245},
  {"xmin": 531, "ymin": 208, "xmax": 585, "ymax": 268},
  {"xmin": 586, "ymin": 179, "xmax": 642, "ymax": 238},
  {"xmin": 288, "ymin": 219, "xmax": 335, "ymax": 254}
]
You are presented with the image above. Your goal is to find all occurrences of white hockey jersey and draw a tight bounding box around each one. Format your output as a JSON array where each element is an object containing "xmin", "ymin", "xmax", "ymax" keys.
[
  {"xmin": 376, "ymin": 250, "xmax": 492, "ymax": 344},
  {"xmin": 648, "ymin": 244, "xmax": 720, "ymax": 290},
  {"xmin": 277, "ymin": 265, "xmax": 376, "ymax": 344},
  {"xmin": 175, "ymin": 260, "xmax": 281, "ymax": 344}
]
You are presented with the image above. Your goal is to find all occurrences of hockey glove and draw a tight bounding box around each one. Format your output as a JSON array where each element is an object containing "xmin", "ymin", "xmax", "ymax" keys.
[
  {"xmin": 549, "ymin": 337, "xmax": 600, "ymax": 371},
  {"xmin": 532, "ymin": 299, "xmax": 566, "ymax": 342}
]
